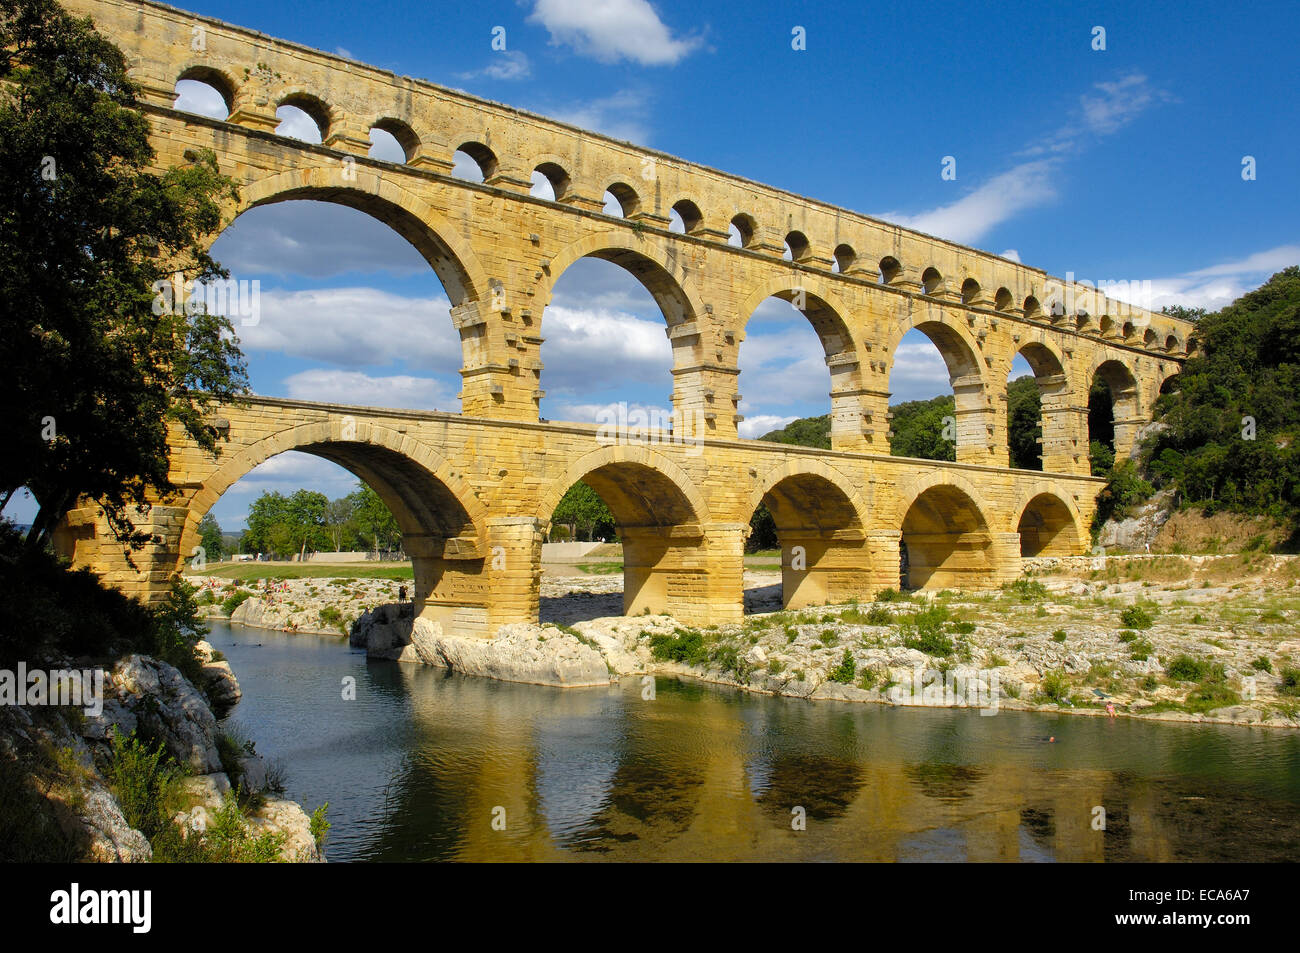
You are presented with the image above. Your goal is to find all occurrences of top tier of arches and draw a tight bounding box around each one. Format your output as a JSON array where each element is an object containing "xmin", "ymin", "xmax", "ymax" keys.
[{"xmin": 84, "ymin": 0, "xmax": 1194, "ymax": 360}]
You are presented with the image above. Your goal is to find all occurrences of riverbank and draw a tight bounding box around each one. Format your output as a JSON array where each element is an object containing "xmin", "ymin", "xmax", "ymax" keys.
[
  {"xmin": 0, "ymin": 645, "xmax": 327, "ymax": 862},
  {"xmin": 192, "ymin": 552, "xmax": 1300, "ymax": 729}
]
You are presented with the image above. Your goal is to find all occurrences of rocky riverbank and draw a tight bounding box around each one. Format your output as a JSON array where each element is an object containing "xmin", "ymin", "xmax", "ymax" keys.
[
  {"xmin": 346, "ymin": 554, "xmax": 1300, "ymax": 730},
  {"xmin": 0, "ymin": 645, "xmax": 325, "ymax": 862}
]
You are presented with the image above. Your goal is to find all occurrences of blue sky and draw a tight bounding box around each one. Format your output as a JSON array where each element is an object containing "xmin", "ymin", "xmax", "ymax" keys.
[{"xmin": 7, "ymin": 0, "xmax": 1299, "ymax": 532}]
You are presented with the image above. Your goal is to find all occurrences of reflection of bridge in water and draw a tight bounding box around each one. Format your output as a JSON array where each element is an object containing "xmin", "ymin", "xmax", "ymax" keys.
[
  {"xmin": 365, "ymin": 670, "xmax": 1296, "ymax": 862},
  {"xmin": 59, "ymin": 0, "xmax": 1191, "ymax": 635}
]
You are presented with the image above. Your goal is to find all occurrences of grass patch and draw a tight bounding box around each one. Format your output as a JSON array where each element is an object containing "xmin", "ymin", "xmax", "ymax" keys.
[
  {"xmin": 828, "ymin": 650, "xmax": 857, "ymax": 684},
  {"xmin": 575, "ymin": 561, "xmax": 624, "ymax": 575},
  {"xmin": 1120, "ymin": 605, "xmax": 1155, "ymax": 630}
]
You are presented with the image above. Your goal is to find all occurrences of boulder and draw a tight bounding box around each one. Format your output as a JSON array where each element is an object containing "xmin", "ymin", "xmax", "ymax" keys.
[{"xmin": 112, "ymin": 655, "xmax": 221, "ymax": 774}]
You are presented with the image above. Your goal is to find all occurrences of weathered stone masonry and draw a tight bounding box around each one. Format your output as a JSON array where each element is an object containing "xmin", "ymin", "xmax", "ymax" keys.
[{"xmin": 54, "ymin": 0, "xmax": 1192, "ymax": 637}]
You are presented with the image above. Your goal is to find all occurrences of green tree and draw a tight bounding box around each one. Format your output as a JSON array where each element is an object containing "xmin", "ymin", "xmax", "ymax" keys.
[
  {"xmin": 889, "ymin": 395, "xmax": 957, "ymax": 461},
  {"xmin": 1142, "ymin": 267, "xmax": 1300, "ymax": 519},
  {"xmin": 323, "ymin": 497, "xmax": 356, "ymax": 551},
  {"xmin": 1006, "ymin": 375, "xmax": 1042, "ymax": 470},
  {"xmin": 197, "ymin": 513, "xmax": 224, "ymax": 562},
  {"xmin": 758, "ymin": 415, "xmax": 831, "ymax": 450},
  {"xmin": 349, "ymin": 484, "xmax": 401, "ymax": 553},
  {"xmin": 551, "ymin": 481, "xmax": 615, "ymax": 541},
  {"xmin": 0, "ymin": 0, "xmax": 248, "ymax": 552}
]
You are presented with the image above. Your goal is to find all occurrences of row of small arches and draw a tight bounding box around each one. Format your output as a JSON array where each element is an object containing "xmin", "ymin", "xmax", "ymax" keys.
[{"xmin": 172, "ymin": 70, "xmax": 1186, "ymax": 356}]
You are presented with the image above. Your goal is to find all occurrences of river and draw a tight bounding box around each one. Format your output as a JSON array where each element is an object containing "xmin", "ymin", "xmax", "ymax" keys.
[{"xmin": 209, "ymin": 620, "xmax": 1300, "ymax": 862}]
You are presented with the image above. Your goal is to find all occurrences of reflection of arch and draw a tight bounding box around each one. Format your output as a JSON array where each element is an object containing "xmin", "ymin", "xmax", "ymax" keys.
[
  {"xmin": 744, "ymin": 459, "xmax": 867, "ymax": 532},
  {"xmin": 897, "ymin": 476, "xmax": 994, "ymax": 590},
  {"xmin": 542, "ymin": 231, "xmax": 706, "ymax": 327},
  {"xmin": 175, "ymin": 63, "xmax": 237, "ymax": 114},
  {"xmin": 234, "ymin": 168, "xmax": 488, "ymax": 305},
  {"xmin": 178, "ymin": 418, "xmax": 486, "ymax": 562},
  {"xmin": 537, "ymin": 445, "xmax": 709, "ymax": 529},
  {"xmin": 1014, "ymin": 488, "xmax": 1084, "ymax": 557}
]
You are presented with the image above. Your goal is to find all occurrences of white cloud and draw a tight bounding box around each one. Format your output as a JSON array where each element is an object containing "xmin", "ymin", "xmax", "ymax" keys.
[
  {"xmin": 880, "ymin": 160, "xmax": 1057, "ymax": 246},
  {"xmin": 1000, "ymin": 249, "xmax": 1021, "ymax": 263},
  {"xmin": 283, "ymin": 369, "xmax": 455, "ymax": 410},
  {"xmin": 528, "ymin": 0, "xmax": 702, "ymax": 66},
  {"xmin": 888, "ymin": 334, "xmax": 954, "ymax": 403},
  {"xmin": 237, "ymin": 287, "xmax": 461, "ymax": 370},
  {"xmin": 1103, "ymin": 243, "xmax": 1300, "ymax": 312},
  {"xmin": 212, "ymin": 202, "xmax": 433, "ymax": 279},
  {"xmin": 274, "ymin": 105, "xmax": 322, "ymax": 143},
  {"xmin": 880, "ymin": 74, "xmax": 1170, "ymax": 245},
  {"xmin": 738, "ymin": 414, "xmax": 796, "ymax": 439},
  {"xmin": 459, "ymin": 50, "xmax": 531, "ymax": 81},
  {"xmin": 550, "ymin": 399, "xmax": 673, "ymax": 424},
  {"xmin": 546, "ymin": 89, "xmax": 652, "ymax": 143},
  {"xmin": 541, "ymin": 305, "xmax": 672, "ymax": 396}
]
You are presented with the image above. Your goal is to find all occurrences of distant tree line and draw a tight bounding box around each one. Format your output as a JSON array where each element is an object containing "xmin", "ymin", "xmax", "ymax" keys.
[{"xmin": 201, "ymin": 483, "xmax": 402, "ymax": 560}]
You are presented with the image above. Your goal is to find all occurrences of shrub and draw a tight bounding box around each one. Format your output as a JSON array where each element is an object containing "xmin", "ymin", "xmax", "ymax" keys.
[
  {"xmin": 1120, "ymin": 605, "xmax": 1154, "ymax": 630},
  {"xmin": 309, "ymin": 804, "xmax": 331, "ymax": 850},
  {"xmin": 222, "ymin": 590, "xmax": 252, "ymax": 617},
  {"xmin": 318, "ymin": 606, "xmax": 343, "ymax": 631},
  {"xmin": 1005, "ymin": 578, "xmax": 1048, "ymax": 602},
  {"xmin": 856, "ymin": 668, "xmax": 878, "ymax": 690},
  {"xmin": 899, "ymin": 606, "xmax": 954, "ymax": 656},
  {"xmin": 1128, "ymin": 639, "xmax": 1154, "ymax": 661},
  {"xmin": 768, "ymin": 659, "xmax": 784, "ymax": 675},
  {"xmin": 1166, "ymin": 655, "xmax": 1212, "ymax": 682},
  {"xmin": 1051, "ymin": 630, "xmax": 1067, "ymax": 642},
  {"xmin": 819, "ymin": 629, "xmax": 839, "ymax": 646},
  {"xmin": 874, "ymin": 588, "xmax": 908, "ymax": 603},
  {"xmin": 648, "ymin": 629, "xmax": 709, "ymax": 666},
  {"xmin": 1280, "ymin": 666, "xmax": 1300, "ymax": 697},
  {"xmin": 1039, "ymin": 670, "xmax": 1069, "ymax": 703},
  {"xmin": 105, "ymin": 729, "xmax": 184, "ymax": 841},
  {"xmin": 948, "ymin": 620, "xmax": 976, "ymax": 635},
  {"xmin": 1251, "ymin": 656, "xmax": 1273, "ymax": 673},
  {"xmin": 1117, "ymin": 630, "xmax": 1137, "ymax": 643},
  {"xmin": 828, "ymin": 650, "xmax": 856, "ymax": 684}
]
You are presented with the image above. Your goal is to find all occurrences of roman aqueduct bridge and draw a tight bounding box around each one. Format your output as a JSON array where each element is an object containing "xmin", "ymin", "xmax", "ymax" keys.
[{"xmin": 55, "ymin": 0, "xmax": 1194, "ymax": 636}]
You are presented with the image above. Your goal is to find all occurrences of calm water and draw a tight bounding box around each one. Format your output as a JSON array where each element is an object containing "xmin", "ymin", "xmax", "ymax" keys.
[{"xmin": 210, "ymin": 621, "xmax": 1300, "ymax": 862}]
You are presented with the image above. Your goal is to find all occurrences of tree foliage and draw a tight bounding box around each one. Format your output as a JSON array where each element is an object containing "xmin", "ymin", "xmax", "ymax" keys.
[
  {"xmin": 1141, "ymin": 267, "xmax": 1300, "ymax": 520},
  {"xmin": 551, "ymin": 481, "xmax": 615, "ymax": 541},
  {"xmin": 0, "ymin": 0, "xmax": 247, "ymax": 552},
  {"xmin": 758, "ymin": 415, "xmax": 831, "ymax": 450},
  {"xmin": 1006, "ymin": 376, "xmax": 1042, "ymax": 470},
  {"xmin": 888, "ymin": 395, "xmax": 956, "ymax": 461}
]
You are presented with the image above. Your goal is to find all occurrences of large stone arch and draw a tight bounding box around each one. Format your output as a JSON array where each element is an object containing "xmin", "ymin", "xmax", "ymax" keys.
[
  {"xmin": 894, "ymin": 471, "xmax": 1016, "ymax": 590},
  {"xmin": 885, "ymin": 308, "xmax": 993, "ymax": 464},
  {"xmin": 178, "ymin": 418, "xmax": 486, "ymax": 563},
  {"xmin": 1012, "ymin": 485, "xmax": 1086, "ymax": 557},
  {"xmin": 537, "ymin": 444, "xmax": 714, "ymax": 620},
  {"xmin": 537, "ymin": 443, "xmax": 709, "ymax": 529},
  {"xmin": 231, "ymin": 167, "xmax": 490, "ymax": 306},
  {"xmin": 540, "ymin": 230, "xmax": 707, "ymax": 326},
  {"xmin": 1087, "ymin": 354, "xmax": 1142, "ymax": 461},
  {"xmin": 743, "ymin": 458, "xmax": 874, "ymax": 609},
  {"xmin": 736, "ymin": 276, "xmax": 871, "ymax": 452},
  {"xmin": 1004, "ymin": 338, "xmax": 1080, "ymax": 473}
]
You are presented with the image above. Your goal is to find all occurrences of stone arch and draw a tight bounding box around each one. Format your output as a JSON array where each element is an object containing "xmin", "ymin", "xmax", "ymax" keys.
[
  {"xmin": 895, "ymin": 473, "xmax": 998, "ymax": 590},
  {"xmin": 743, "ymin": 458, "xmax": 868, "ymax": 532},
  {"xmin": 177, "ymin": 419, "xmax": 486, "ymax": 564},
  {"xmin": 537, "ymin": 444, "xmax": 709, "ymax": 530},
  {"xmin": 1088, "ymin": 356, "xmax": 1142, "ymax": 463},
  {"xmin": 604, "ymin": 181, "xmax": 641, "ymax": 217},
  {"xmin": 367, "ymin": 117, "xmax": 421, "ymax": 162},
  {"xmin": 1013, "ymin": 487, "xmax": 1085, "ymax": 557},
  {"xmin": 737, "ymin": 277, "xmax": 866, "ymax": 450},
  {"xmin": 541, "ymin": 230, "xmax": 705, "ymax": 328},
  {"xmin": 529, "ymin": 155, "xmax": 572, "ymax": 200},
  {"xmin": 452, "ymin": 140, "xmax": 499, "ymax": 180},
  {"xmin": 1006, "ymin": 339, "xmax": 1073, "ymax": 471},
  {"xmin": 233, "ymin": 167, "xmax": 489, "ymax": 306},
  {"xmin": 832, "ymin": 243, "xmax": 856, "ymax": 273},
  {"xmin": 729, "ymin": 213, "xmax": 757, "ymax": 248},
  {"xmin": 175, "ymin": 63, "xmax": 238, "ymax": 115},
  {"xmin": 745, "ymin": 459, "xmax": 873, "ymax": 610},
  {"xmin": 671, "ymin": 199, "xmax": 705, "ymax": 234},
  {"xmin": 275, "ymin": 90, "xmax": 333, "ymax": 140},
  {"xmin": 886, "ymin": 310, "xmax": 990, "ymax": 462},
  {"xmin": 538, "ymin": 445, "xmax": 712, "ymax": 620}
]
